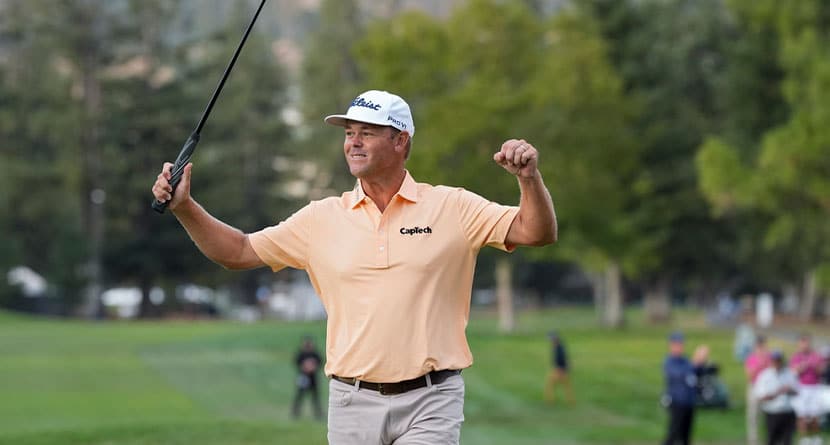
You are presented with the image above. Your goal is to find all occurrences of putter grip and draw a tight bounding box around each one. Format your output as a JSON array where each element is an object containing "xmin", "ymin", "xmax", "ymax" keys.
[{"xmin": 152, "ymin": 133, "xmax": 200, "ymax": 214}]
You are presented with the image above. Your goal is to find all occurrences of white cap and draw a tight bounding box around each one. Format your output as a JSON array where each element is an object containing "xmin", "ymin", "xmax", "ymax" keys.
[{"xmin": 325, "ymin": 90, "xmax": 415, "ymax": 136}]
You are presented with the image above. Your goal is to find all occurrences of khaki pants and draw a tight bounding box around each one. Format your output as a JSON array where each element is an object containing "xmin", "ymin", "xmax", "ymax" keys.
[
  {"xmin": 747, "ymin": 383, "xmax": 759, "ymax": 445},
  {"xmin": 544, "ymin": 368, "xmax": 574, "ymax": 404},
  {"xmin": 327, "ymin": 374, "xmax": 465, "ymax": 445}
]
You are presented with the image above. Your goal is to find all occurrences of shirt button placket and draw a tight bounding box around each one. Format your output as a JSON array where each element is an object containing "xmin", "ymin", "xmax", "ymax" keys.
[{"xmin": 376, "ymin": 223, "xmax": 388, "ymax": 267}]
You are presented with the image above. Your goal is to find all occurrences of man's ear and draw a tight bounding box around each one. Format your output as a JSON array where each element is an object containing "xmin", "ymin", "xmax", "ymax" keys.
[
  {"xmin": 396, "ymin": 132, "xmax": 412, "ymax": 159},
  {"xmin": 396, "ymin": 131, "xmax": 409, "ymax": 147}
]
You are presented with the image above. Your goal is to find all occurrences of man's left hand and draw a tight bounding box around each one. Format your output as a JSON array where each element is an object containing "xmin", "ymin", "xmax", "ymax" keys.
[{"xmin": 494, "ymin": 139, "xmax": 539, "ymax": 178}]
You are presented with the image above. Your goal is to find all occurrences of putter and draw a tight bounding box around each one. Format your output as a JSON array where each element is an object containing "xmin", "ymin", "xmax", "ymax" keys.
[{"xmin": 152, "ymin": 0, "xmax": 267, "ymax": 213}]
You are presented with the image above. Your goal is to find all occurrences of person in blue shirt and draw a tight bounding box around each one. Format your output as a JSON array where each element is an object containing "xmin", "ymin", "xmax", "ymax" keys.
[{"xmin": 663, "ymin": 331, "xmax": 698, "ymax": 445}]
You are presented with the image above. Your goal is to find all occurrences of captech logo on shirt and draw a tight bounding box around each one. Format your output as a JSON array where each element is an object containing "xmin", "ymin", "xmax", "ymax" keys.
[
  {"xmin": 351, "ymin": 97, "xmax": 382, "ymax": 110},
  {"xmin": 400, "ymin": 226, "xmax": 432, "ymax": 235}
]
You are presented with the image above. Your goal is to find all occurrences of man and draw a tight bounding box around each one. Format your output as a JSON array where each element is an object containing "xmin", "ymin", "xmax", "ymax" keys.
[
  {"xmin": 789, "ymin": 334, "xmax": 826, "ymax": 445},
  {"xmin": 663, "ymin": 332, "xmax": 697, "ymax": 445},
  {"xmin": 293, "ymin": 335, "xmax": 323, "ymax": 420},
  {"xmin": 754, "ymin": 350, "xmax": 798, "ymax": 445},
  {"xmin": 746, "ymin": 336, "xmax": 772, "ymax": 445},
  {"xmin": 544, "ymin": 331, "xmax": 573, "ymax": 405},
  {"xmin": 151, "ymin": 90, "xmax": 557, "ymax": 444}
]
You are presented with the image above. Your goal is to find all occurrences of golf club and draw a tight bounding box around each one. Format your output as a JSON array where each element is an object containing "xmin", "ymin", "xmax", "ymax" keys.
[{"xmin": 152, "ymin": 0, "xmax": 267, "ymax": 213}]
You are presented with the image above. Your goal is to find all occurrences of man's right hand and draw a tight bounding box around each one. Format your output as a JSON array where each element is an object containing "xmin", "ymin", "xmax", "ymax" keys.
[{"xmin": 151, "ymin": 162, "xmax": 193, "ymax": 211}]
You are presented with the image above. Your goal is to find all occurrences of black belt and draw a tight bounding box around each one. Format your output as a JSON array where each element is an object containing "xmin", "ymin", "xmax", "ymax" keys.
[{"xmin": 332, "ymin": 369, "xmax": 460, "ymax": 395}]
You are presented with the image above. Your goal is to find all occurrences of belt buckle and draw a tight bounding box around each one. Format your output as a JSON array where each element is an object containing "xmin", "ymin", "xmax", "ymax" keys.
[{"xmin": 377, "ymin": 383, "xmax": 386, "ymax": 395}]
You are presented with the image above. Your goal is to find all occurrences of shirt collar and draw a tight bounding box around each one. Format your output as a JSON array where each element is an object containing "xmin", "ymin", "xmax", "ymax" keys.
[{"xmin": 348, "ymin": 170, "xmax": 419, "ymax": 209}]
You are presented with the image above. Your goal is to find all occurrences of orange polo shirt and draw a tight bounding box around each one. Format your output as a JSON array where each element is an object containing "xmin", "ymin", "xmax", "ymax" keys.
[{"xmin": 249, "ymin": 171, "xmax": 518, "ymax": 382}]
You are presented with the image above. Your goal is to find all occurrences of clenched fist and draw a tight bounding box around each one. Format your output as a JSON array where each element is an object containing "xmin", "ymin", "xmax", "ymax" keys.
[{"xmin": 493, "ymin": 139, "xmax": 539, "ymax": 178}]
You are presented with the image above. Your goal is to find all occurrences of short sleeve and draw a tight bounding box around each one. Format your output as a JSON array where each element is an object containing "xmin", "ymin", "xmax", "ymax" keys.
[
  {"xmin": 248, "ymin": 202, "xmax": 315, "ymax": 271},
  {"xmin": 453, "ymin": 188, "xmax": 519, "ymax": 252},
  {"xmin": 752, "ymin": 371, "xmax": 771, "ymax": 399}
]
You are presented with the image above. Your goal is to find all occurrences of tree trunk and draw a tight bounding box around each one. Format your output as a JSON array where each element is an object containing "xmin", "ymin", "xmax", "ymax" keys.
[
  {"xmin": 644, "ymin": 278, "xmax": 671, "ymax": 324},
  {"xmin": 78, "ymin": 11, "xmax": 105, "ymax": 319},
  {"xmin": 603, "ymin": 262, "xmax": 624, "ymax": 328},
  {"xmin": 591, "ymin": 262, "xmax": 625, "ymax": 328},
  {"xmin": 138, "ymin": 277, "xmax": 155, "ymax": 319},
  {"xmin": 495, "ymin": 257, "xmax": 515, "ymax": 333},
  {"xmin": 799, "ymin": 269, "xmax": 818, "ymax": 322},
  {"xmin": 591, "ymin": 271, "xmax": 606, "ymax": 322},
  {"xmin": 782, "ymin": 283, "xmax": 799, "ymax": 314}
]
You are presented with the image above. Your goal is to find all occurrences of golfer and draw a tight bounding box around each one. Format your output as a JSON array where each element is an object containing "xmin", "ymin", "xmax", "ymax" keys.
[{"xmin": 151, "ymin": 90, "xmax": 557, "ymax": 444}]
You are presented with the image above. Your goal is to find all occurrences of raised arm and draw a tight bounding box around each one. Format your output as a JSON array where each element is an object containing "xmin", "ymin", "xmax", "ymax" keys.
[
  {"xmin": 151, "ymin": 162, "xmax": 265, "ymax": 270},
  {"xmin": 493, "ymin": 139, "xmax": 557, "ymax": 247}
]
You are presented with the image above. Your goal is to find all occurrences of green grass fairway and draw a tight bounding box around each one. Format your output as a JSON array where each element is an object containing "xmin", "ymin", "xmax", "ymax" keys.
[{"xmin": 0, "ymin": 308, "xmax": 752, "ymax": 444}]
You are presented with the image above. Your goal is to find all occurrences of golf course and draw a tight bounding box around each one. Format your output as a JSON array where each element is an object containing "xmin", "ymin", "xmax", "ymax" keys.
[{"xmin": 0, "ymin": 307, "xmax": 756, "ymax": 444}]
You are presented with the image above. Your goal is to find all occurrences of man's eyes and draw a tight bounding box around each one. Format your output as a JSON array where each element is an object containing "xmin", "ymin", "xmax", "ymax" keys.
[{"xmin": 345, "ymin": 131, "xmax": 376, "ymax": 138}]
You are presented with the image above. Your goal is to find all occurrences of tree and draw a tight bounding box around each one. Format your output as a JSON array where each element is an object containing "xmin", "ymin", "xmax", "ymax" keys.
[
  {"xmin": 698, "ymin": 0, "xmax": 830, "ymax": 320},
  {"xmin": 0, "ymin": 0, "xmax": 89, "ymax": 313},
  {"xmin": 99, "ymin": 0, "xmax": 226, "ymax": 317},
  {"xmin": 355, "ymin": 0, "xmax": 645, "ymax": 329},
  {"xmin": 0, "ymin": 0, "xmax": 295, "ymax": 316},
  {"xmin": 15, "ymin": 0, "xmax": 152, "ymax": 317},
  {"xmin": 586, "ymin": 0, "xmax": 753, "ymax": 322},
  {"xmin": 182, "ymin": 0, "xmax": 294, "ymax": 306},
  {"xmin": 99, "ymin": 0, "xmax": 294, "ymax": 315},
  {"xmin": 522, "ymin": 9, "xmax": 646, "ymax": 328},
  {"xmin": 297, "ymin": 0, "xmax": 365, "ymax": 195}
]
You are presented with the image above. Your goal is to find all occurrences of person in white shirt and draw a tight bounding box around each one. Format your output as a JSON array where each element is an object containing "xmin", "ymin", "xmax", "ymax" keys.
[{"xmin": 754, "ymin": 350, "xmax": 799, "ymax": 445}]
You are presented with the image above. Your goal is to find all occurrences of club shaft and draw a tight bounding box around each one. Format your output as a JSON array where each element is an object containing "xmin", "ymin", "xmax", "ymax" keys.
[
  {"xmin": 194, "ymin": 0, "xmax": 267, "ymax": 135},
  {"xmin": 152, "ymin": 0, "xmax": 266, "ymax": 214}
]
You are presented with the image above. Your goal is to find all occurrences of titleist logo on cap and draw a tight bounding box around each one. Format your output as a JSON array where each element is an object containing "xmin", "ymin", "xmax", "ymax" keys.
[{"xmin": 351, "ymin": 97, "xmax": 382, "ymax": 111}]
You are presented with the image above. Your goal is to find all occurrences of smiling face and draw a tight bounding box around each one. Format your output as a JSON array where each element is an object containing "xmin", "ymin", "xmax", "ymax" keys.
[{"xmin": 343, "ymin": 121, "xmax": 405, "ymax": 179}]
